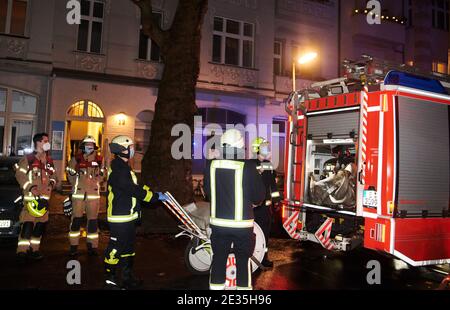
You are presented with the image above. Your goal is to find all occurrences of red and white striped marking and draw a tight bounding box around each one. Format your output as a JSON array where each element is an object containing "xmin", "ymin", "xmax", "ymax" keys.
[
  {"xmin": 283, "ymin": 210, "xmax": 301, "ymax": 240},
  {"xmin": 314, "ymin": 218, "xmax": 334, "ymax": 250},
  {"xmin": 360, "ymin": 87, "xmax": 369, "ymax": 185}
]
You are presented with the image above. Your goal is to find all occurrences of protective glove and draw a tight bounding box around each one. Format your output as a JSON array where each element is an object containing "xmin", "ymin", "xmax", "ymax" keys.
[
  {"xmin": 157, "ymin": 192, "xmax": 170, "ymax": 202},
  {"xmin": 63, "ymin": 197, "xmax": 73, "ymax": 217}
]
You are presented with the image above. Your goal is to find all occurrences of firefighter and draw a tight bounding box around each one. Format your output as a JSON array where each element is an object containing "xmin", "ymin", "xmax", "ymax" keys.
[
  {"xmin": 66, "ymin": 135, "xmax": 105, "ymax": 257},
  {"xmin": 14, "ymin": 133, "xmax": 57, "ymax": 262},
  {"xmin": 251, "ymin": 137, "xmax": 282, "ymax": 268},
  {"xmin": 203, "ymin": 129, "xmax": 265, "ymax": 290},
  {"xmin": 104, "ymin": 135, "xmax": 168, "ymax": 289}
]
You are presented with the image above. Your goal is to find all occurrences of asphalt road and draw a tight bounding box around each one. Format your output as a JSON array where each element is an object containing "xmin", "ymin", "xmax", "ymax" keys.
[{"xmin": 0, "ymin": 214, "xmax": 447, "ymax": 290}]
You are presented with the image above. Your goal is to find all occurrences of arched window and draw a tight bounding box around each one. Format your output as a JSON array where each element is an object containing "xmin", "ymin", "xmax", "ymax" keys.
[{"xmin": 67, "ymin": 100, "xmax": 104, "ymax": 120}]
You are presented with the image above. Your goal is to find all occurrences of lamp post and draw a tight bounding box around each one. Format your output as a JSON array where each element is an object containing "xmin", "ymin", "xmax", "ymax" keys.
[{"xmin": 292, "ymin": 51, "xmax": 318, "ymax": 91}]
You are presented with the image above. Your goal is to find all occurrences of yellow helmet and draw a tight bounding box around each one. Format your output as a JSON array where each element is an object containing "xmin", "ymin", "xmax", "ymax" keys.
[
  {"xmin": 26, "ymin": 198, "xmax": 49, "ymax": 218},
  {"xmin": 251, "ymin": 137, "xmax": 269, "ymax": 154},
  {"xmin": 109, "ymin": 135, "xmax": 134, "ymax": 154},
  {"xmin": 220, "ymin": 129, "xmax": 244, "ymax": 149},
  {"xmin": 81, "ymin": 135, "xmax": 96, "ymax": 145}
]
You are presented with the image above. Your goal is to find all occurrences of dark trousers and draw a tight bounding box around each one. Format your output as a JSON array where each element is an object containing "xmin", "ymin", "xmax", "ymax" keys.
[
  {"xmin": 104, "ymin": 222, "xmax": 136, "ymax": 267},
  {"xmin": 209, "ymin": 226, "xmax": 255, "ymax": 290},
  {"xmin": 254, "ymin": 205, "xmax": 271, "ymax": 257}
]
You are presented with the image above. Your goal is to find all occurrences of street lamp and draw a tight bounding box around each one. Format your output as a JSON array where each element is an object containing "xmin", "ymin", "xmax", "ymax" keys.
[{"xmin": 292, "ymin": 51, "xmax": 318, "ymax": 91}]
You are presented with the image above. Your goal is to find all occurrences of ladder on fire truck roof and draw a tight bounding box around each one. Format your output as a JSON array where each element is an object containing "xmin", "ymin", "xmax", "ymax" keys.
[{"xmin": 287, "ymin": 54, "xmax": 450, "ymax": 114}]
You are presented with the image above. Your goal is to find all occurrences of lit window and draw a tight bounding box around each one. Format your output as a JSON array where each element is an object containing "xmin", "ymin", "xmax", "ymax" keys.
[
  {"xmin": 212, "ymin": 17, "xmax": 255, "ymax": 68},
  {"xmin": 138, "ymin": 12, "xmax": 163, "ymax": 62},
  {"xmin": 67, "ymin": 100, "xmax": 104, "ymax": 119},
  {"xmin": 432, "ymin": 61, "xmax": 448, "ymax": 74},
  {"xmin": 0, "ymin": 0, "xmax": 27, "ymax": 36},
  {"xmin": 77, "ymin": 0, "xmax": 104, "ymax": 53}
]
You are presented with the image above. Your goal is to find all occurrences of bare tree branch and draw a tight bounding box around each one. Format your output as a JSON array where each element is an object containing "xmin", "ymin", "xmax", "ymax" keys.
[{"xmin": 131, "ymin": 0, "xmax": 167, "ymax": 48}]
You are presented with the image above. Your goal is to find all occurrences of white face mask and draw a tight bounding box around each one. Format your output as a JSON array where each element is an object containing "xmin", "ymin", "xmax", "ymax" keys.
[
  {"xmin": 42, "ymin": 142, "xmax": 51, "ymax": 152},
  {"xmin": 259, "ymin": 145, "xmax": 270, "ymax": 156}
]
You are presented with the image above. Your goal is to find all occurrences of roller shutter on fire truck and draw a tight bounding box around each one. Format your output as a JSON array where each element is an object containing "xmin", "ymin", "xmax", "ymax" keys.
[
  {"xmin": 396, "ymin": 97, "xmax": 450, "ymax": 217},
  {"xmin": 307, "ymin": 110, "xmax": 360, "ymax": 139}
]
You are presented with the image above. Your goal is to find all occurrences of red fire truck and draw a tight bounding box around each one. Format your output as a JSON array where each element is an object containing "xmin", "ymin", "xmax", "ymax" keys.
[{"xmin": 282, "ymin": 57, "xmax": 450, "ymax": 267}]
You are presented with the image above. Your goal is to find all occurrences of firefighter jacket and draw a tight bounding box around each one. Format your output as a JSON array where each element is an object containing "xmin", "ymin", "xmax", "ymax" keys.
[
  {"xmin": 15, "ymin": 152, "xmax": 57, "ymax": 202},
  {"xmin": 254, "ymin": 159, "xmax": 282, "ymax": 206},
  {"xmin": 66, "ymin": 152, "xmax": 105, "ymax": 200},
  {"xmin": 203, "ymin": 155, "xmax": 266, "ymax": 229},
  {"xmin": 106, "ymin": 157, "xmax": 158, "ymax": 223}
]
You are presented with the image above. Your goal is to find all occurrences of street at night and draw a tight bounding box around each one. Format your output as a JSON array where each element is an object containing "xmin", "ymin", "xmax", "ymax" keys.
[
  {"xmin": 0, "ymin": 0, "xmax": 450, "ymax": 307},
  {"xmin": 0, "ymin": 211, "xmax": 447, "ymax": 290}
]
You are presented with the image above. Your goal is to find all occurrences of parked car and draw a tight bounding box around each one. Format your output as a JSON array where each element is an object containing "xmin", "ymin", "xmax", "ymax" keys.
[{"xmin": 0, "ymin": 156, "xmax": 23, "ymax": 240}]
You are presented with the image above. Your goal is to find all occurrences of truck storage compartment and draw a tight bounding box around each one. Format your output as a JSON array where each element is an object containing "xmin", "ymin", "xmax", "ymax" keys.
[
  {"xmin": 304, "ymin": 110, "xmax": 360, "ymax": 210},
  {"xmin": 396, "ymin": 97, "xmax": 450, "ymax": 217}
]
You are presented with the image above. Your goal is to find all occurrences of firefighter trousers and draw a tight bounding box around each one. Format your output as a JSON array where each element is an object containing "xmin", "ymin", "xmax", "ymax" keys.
[
  {"xmin": 209, "ymin": 226, "xmax": 255, "ymax": 290},
  {"xmin": 69, "ymin": 196, "xmax": 100, "ymax": 248},
  {"xmin": 104, "ymin": 222, "xmax": 136, "ymax": 269},
  {"xmin": 17, "ymin": 207, "xmax": 49, "ymax": 253},
  {"xmin": 254, "ymin": 205, "xmax": 271, "ymax": 257}
]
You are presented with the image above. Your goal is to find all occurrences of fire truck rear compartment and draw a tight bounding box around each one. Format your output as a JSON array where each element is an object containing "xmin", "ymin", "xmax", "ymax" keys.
[
  {"xmin": 395, "ymin": 97, "xmax": 450, "ymax": 218},
  {"xmin": 304, "ymin": 110, "xmax": 360, "ymax": 211}
]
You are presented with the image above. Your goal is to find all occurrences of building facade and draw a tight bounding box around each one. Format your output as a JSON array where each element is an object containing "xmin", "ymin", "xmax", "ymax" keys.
[{"xmin": 0, "ymin": 0, "xmax": 448, "ymax": 181}]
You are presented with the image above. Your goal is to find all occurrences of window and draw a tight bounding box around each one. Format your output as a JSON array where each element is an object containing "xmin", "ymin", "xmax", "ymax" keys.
[
  {"xmin": 212, "ymin": 17, "xmax": 255, "ymax": 68},
  {"xmin": 67, "ymin": 100, "xmax": 104, "ymax": 119},
  {"xmin": 11, "ymin": 90, "xmax": 36, "ymax": 114},
  {"xmin": 432, "ymin": 61, "xmax": 448, "ymax": 74},
  {"xmin": 0, "ymin": 86, "xmax": 37, "ymax": 156},
  {"xmin": 0, "ymin": 0, "xmax": 27, "ymax": 36},
  {"xmin": 77, "ymin": 0, "xmax": 104, "ymax": 53},
  {"xmin": 432, "ymin": 0, "xmax": 449, "ymax": 31},
  {"xmin": 139, "ymin": 12, "xmax": 163, "ymax": 62},
  {"xmin": 134, "ymin": 110, "xmax": 154, "ymax": 172},
  {"xmin": 272, "ymin": 118, "xmax": 287, "ymax": 173},
  {"xmin": 274, "ymin": 41, "xmax": 283, "ymax": 76}
]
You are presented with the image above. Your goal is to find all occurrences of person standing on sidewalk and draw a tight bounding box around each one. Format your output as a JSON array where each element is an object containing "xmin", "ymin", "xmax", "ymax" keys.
[
  {"xmin": 66, "ymin": 135, "xmax": 105, "ymax": 257},
  {"xmin": 15, "ymin": 133, "xmax": 57, "ymax": 262}
]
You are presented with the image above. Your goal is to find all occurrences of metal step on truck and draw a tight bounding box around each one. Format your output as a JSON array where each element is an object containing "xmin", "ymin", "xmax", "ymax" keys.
[{"xmin": 282, "ymin": 56, "xmax": 450, "ymax": 268}]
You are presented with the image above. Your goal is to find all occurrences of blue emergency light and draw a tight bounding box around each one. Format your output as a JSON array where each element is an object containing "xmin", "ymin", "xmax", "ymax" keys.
[{"xmin": 384, "ymin": 70, "xmax": 447, "ymax": 95}]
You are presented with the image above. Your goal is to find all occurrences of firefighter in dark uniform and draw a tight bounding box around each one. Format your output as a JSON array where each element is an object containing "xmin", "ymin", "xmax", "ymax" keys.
[
  {"xmin": 204, "ymin": 129, "xmax": 265, "ymax": 290},
  {"xmin": 14, "ymin": 133, "xmax": 57, "ymax": 262},
  {"xmin": 104, "ymin": 135, "xmax": 168, "ymax": 289},
  {"xmin": 251, "ymin": 137, "xmax": 282, "ymax": 268}
]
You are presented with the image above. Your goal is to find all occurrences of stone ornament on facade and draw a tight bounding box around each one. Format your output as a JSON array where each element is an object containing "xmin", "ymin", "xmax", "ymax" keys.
[
  {"xmin": 0, "ymin": 36, "xmax": 27, "ymax": 58},
  {"xmin": 136, "ymin": 60, "xmax": 160, "ymax": 80},
  {"xmin": 74, "ymin": 53, "xmax": 105, "ymax": 72},
  {"xmin": 210, "ymin": 65, "xmax": 257, "ymax": 87}
]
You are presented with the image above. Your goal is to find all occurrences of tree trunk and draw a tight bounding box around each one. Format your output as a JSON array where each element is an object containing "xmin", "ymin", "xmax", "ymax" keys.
[{"xmin": 132, "ymin": 0, "xmax": 208, "ymax": 231}]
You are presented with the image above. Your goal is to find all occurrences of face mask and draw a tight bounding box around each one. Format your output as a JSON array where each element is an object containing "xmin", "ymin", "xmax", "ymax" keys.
[
  {"xmin": 84, "ymin": 146, "xmax": 94, "ymax": 154},
  {"xmin": 259, "ymin": 145, "xmax": 270, "ymax": 156},
  {"xmin": 42, "ymin": 142, "xmax": 51, "ymax": 152}
]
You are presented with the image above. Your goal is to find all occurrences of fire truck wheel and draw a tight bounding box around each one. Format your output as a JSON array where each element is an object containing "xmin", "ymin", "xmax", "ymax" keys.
[{"xmin": 184, "ymin": 237, "xmax": 212, "ymax": 275}]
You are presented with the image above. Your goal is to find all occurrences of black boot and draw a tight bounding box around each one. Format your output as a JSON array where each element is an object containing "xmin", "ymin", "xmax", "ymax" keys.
[
  {"xmin": 121, "ymin": 257, "xmax": 143, "ymax": 290},
  {"xmin": 28, "ymin": 249, "xmax": 44, "ymax": 261},
  {"xmin": 69, "ymin": 245, "xmax": 79, "ymax": 257},
  {"xmin": 104, "ymin": 264, "xmax": 121, "ymax": 290},
  {"xmin": 87, "ymin": 243, "xmax": 98, "ymax": 257}
]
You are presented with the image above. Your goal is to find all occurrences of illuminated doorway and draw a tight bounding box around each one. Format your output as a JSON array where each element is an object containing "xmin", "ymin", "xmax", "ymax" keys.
[{"xmin": 65, "ymin": 100, "xmax": 105, "ymax": 168}]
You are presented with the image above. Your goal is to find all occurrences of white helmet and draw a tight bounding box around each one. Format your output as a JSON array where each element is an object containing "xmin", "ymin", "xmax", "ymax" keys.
[
  {"xmin": 81, "ymin": 135, "xmax": 96, "ymax": 144},
  {"xmin": 109, "ymin": 135, "xmax": 134, "ymax": 155},
  {"xmin": 220, "ymin": 129, "xmax": 245, "ymax": 149}
]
